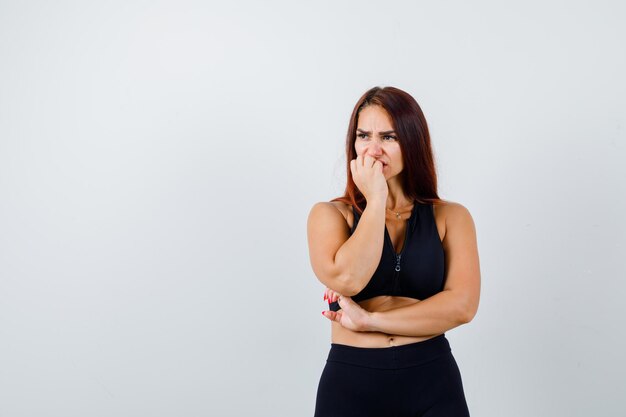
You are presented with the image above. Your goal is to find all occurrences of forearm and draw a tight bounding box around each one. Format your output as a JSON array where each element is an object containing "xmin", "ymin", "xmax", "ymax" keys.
[
  {"xmin": 334, "ymin": 199, "xmax": 386, "ymax": 295},
  {"xmin": 366, "ymin": 290, "xmax": 469, "ymax": 337}
]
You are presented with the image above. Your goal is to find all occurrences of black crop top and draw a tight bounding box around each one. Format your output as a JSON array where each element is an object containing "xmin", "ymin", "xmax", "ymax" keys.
[{"xmin": 328, "ymin": 201, "xmax": 445, "ymax": 311}]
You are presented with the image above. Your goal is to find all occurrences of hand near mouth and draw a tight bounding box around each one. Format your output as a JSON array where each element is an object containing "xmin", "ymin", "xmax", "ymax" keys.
[{"xmin": 350, "ymin": 154, "xmax": 389, "ymax": 202}]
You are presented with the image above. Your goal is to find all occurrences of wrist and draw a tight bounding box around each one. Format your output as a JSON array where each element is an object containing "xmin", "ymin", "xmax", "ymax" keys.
[
  {"xmin": 364, "ymin": 310, "xmax": 381, "ymax": 332},
  {"xmin": 365, "ymin": 197, "xmax": 387, "ymax": 211}
]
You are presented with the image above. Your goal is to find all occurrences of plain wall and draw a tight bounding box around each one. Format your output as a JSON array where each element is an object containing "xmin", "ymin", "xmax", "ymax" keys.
[{"xmin": 1, "ymin": 1, "xmax": 625, "ymax": 416}]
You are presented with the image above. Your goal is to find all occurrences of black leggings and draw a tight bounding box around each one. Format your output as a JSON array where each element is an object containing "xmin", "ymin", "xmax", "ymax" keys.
[{"xmin": 314, "ymin": 334, "xmax": 470, "ymax": 417}]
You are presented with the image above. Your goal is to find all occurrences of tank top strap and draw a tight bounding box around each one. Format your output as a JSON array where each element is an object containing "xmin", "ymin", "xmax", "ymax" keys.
[
  {"xmin": 412, "ymin": 202, "xmax": 440, "ymax": 239},
  {"xmin": 408, "ymin": 200, "xmax": 419, "ymax": 233},
  {"xmin": 350, "ymin": 205, "xmax": 361, "ymax": 234}
]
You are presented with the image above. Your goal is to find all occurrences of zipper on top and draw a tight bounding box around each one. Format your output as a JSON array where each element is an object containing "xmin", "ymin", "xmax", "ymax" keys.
[
  {"xmin": 394, "ymin": 254, "xmax": 402, "ymax": 272},
  {"xmin": 384, "ymin": 222, "xmax": 409, "ymax": 276},
  {"xmin": 384, "ymin": 215, "xmax": 411, "ymax": 271},
  {"xmin": 384, "ymin": 204, "xmax": 415, "ymax": 294}
]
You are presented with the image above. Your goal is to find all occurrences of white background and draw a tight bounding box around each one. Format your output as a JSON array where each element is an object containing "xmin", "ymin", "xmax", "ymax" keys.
[{"xmin": 1, "ymin": 1, "xmax": 625, "ymax": 416}]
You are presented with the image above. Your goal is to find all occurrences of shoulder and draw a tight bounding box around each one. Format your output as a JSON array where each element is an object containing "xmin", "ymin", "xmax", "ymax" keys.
[
  {"xmin": 435, "ymin": 200, "xmax": 474, "ymax": 222},
  {"xmin": 307, "ymin": 201, "xmax": 353, "ymax": 230},
  {"xmin": 434, "ymin": 200, "xmax": 477, "ymax": 246}
]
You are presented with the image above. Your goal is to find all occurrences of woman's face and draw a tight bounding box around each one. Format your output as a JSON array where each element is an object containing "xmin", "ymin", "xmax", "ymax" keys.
[{"xmin": 354, "ymin": 105, "xmax": 403, "ymax": 180}]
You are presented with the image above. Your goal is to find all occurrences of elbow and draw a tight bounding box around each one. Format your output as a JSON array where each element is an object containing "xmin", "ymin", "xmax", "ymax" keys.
[
  {"xmin": 317, "ymin": 271, "xmax": 361, "ymax": 297},
  {"xmin": 448, "ymin": 287, "xmax": 479, "ymax": 324},
  {"xmin": 337, "ymin": 272, "xmax": 362, "ymax": 297},
  {"xmin": 459, "ymin": 310, "xmax": 474, "ymax": 324},
  {"xmin": 459, "ymin": 300, "xmax": 479, "ymax": 324}
]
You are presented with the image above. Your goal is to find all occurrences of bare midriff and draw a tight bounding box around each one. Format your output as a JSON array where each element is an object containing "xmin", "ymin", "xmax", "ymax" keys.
[{"xmin": 330, "ymin": 295, "xmax": 443, "ymax": 347}]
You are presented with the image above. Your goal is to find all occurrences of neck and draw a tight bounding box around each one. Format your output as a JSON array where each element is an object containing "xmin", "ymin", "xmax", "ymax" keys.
[{"xmin": 386, "ymin": 177, "xmax": 413, "ymax": 211}]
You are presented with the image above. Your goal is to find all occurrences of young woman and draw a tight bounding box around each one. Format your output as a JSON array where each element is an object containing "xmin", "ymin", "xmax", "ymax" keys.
[{"xmin": 307, "ymin": 86, "xmax": 481, "ymax": 417}]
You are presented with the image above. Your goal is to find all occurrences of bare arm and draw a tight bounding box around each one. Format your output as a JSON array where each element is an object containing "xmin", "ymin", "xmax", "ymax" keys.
[
  {"xmin": 307, "ymin": 198, "xmax": 386, "ymax": 296},
  {"xmin": 364, "ymin": 203, "xmax": 481, "ymax": 336}
]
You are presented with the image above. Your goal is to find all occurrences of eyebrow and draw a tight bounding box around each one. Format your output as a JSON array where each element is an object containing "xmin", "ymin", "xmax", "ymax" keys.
[{"xmin": 356, "ymin": 128, "xmax": 396, "ymax": 135}]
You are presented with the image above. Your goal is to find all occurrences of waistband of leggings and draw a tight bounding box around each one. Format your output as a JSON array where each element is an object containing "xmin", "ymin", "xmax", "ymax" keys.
[{"xmin": 327, "ymin": 334, "xmax": 451, "ymax": 370}]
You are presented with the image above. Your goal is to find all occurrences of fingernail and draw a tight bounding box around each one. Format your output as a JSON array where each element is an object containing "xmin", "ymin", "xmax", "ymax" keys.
[{"xmin": 321, "ymin": 311, "xmax": 326, "ymax": 316}]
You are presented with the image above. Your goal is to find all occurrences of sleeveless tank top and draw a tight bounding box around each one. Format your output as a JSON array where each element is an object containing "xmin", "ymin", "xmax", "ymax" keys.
[{"xmin": 328, "ymin": 201, "xmax": 445, "ymax": 311}]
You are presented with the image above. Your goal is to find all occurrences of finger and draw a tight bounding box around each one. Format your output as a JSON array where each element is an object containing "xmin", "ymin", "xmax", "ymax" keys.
[
  {"xmin": 366, "ymin": 155, "xmax": 377, "ymax": 169},
  {"xmin": 335, "ymin": 311, "xmax": 343, "ymax": 323},
  {"xmin": 324, "ymin": 288, "xmax": 328, "ymax": 301},
  {"xmin": 357, "ymin": 153, "xmax": 364, "ymax": 167},
  {"xmin": 337, "ymin": 294, "xmax": 348, "ymax": 306},
  {"xmin": 331, "ymin": 310, "xmax": 342, "ymax": 323},
  {"xmin": 322, "ymin": 310, "xmax": 339, "ymax": 322},
  {"xmin": 361, "ymin": 153, "xmax": 371, "ymax": 167}
]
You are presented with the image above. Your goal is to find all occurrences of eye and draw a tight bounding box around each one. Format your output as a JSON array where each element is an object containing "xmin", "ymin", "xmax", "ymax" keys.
[
  {"xmin": 357, "ymin": 133, "xmax": 368, "ymax": 140},
  {"xmin": 383, "ymin": 135, "xmax": 397, "ymax": 141}
]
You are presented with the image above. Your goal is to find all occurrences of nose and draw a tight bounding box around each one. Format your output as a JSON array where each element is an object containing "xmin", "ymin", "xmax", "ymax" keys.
[{"xmin": 366, "ymin": 142, "xmax": 383, "ymax": 157}]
